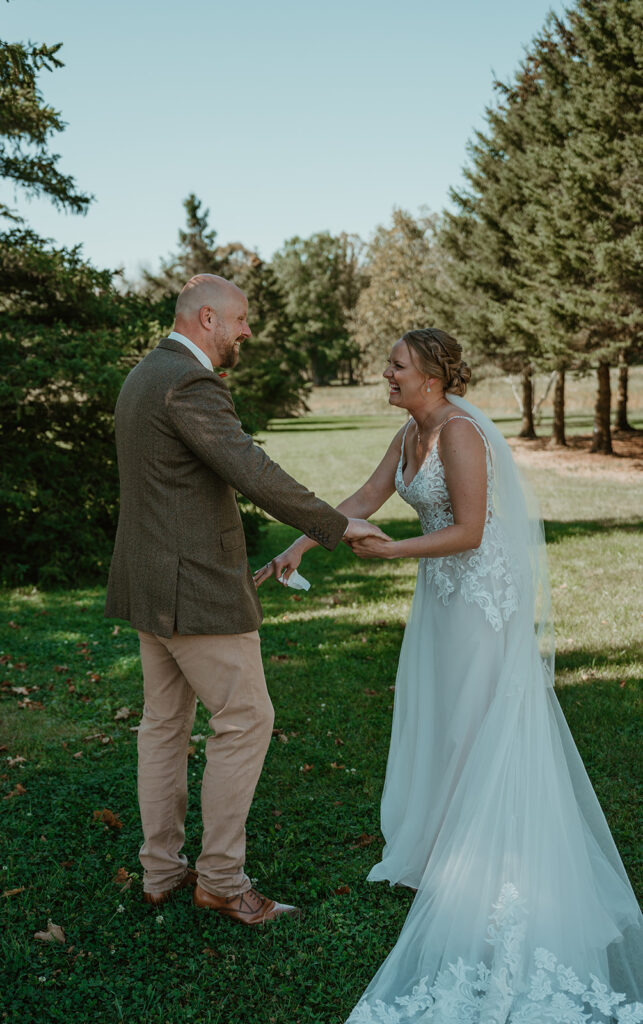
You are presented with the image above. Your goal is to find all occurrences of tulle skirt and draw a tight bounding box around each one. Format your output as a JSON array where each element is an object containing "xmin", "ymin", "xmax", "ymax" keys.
[{"xmin": 349, "ymin": 566, "xmax": 643, "ymax": 1023}]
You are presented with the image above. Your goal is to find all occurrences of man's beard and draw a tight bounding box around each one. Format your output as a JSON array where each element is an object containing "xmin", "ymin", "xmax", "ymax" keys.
[{"xmin": 215, "ymin": 329, "xmax": 242, "ymax": 369}]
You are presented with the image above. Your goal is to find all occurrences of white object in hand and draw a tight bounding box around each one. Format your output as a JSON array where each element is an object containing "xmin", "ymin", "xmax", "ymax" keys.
[{"xmin": 280, "ymin": 569, "xmax": 311, "ymax": 591}]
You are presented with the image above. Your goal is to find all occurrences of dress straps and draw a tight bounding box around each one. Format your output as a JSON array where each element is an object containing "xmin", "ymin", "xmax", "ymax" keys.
[
  {"xmin": 400, "ymin": 419, "xmax": 412, "ymax": 455},
  {"xmin": 435, "ymin": 415, "xmax": 490, "ymax": 455}
]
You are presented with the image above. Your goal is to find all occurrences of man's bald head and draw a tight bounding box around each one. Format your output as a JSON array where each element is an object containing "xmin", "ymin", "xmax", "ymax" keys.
[
  {"xmin": 172, "ymin": 273, "xmax": 251, "ymax": 369},
  {"xmin": 175, "ymin": 274, "xmax": 243, "ymax": 319}
]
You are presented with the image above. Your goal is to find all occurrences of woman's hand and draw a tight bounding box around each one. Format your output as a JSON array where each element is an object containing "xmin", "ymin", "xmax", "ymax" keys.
[
  {"xmin": 253, "ymin": 539, "xmax": 306, "ymax": 588},
  {"xmin": 348, "ymin": 535, "xmax": 399, "ymax": 560}
]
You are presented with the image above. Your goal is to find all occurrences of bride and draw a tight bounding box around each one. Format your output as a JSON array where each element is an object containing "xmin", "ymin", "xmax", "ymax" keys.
[{"xmin": 254, "ymin": 328, "xmax": 642, "ymax": 1023}]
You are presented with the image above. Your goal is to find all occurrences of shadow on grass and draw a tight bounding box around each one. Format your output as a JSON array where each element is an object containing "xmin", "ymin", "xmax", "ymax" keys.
[
  {"xmin": 1, "ymin": 544, "xmax": 641, "ymax": 1024},
  {"xmin": 544, "ymin": 518, "xmax": 643, "ymax": 543},
  {"xmin": 267, "ymin": 415, "xmax": 393, "ymax": 433}
]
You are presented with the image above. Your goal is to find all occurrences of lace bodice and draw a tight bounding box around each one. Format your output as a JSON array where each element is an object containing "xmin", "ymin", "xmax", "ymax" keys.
[{"xmin": 395, "ymin": 416, "xmax": 519, "ymax": 631}]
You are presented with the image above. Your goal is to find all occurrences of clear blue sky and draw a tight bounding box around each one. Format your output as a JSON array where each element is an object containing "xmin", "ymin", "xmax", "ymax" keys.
[{"xmin": 2, "ymin": 0, "xmax": 567, "ymax": 279}]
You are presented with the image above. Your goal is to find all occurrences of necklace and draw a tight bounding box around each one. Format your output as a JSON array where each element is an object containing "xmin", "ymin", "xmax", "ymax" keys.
[{"xmin": 416, "ymin": 405, "xmax": 450, "ymax": 447}]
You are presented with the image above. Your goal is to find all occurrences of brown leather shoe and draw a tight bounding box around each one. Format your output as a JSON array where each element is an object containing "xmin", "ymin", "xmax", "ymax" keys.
[
  {"xmin": 193, "ymin": 883, "xmax": 300, "ymax": 925},
  {"xmin": 143, "ymin": 868, "xmax": 198, "ymax": 906}
]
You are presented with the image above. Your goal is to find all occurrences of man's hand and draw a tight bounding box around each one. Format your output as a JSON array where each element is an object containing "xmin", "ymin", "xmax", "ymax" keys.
[{"xmin": 343, "ymin": 518, "xmax": 391, "ymax": 543}]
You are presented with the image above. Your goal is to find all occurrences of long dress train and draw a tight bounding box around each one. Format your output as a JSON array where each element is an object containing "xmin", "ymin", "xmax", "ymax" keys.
[{"xmin": 348, "ymin": 397, "xmax": 642, "ymax": 1023}]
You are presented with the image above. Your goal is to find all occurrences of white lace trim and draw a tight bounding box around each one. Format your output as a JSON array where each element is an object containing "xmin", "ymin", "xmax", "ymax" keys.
[
  {"xmin": 348, "ymin": 884, "xmax": 643, "ymax": 1024},
  {"xmin": 396, "ymin": 421, "xmax": 520, "ymax": 632}
]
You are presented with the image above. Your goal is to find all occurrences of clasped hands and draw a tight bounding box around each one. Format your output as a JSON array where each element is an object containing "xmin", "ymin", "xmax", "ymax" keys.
[{"xmin": 253, "ymin": 518, "xmax": 394, "ymax": 589}]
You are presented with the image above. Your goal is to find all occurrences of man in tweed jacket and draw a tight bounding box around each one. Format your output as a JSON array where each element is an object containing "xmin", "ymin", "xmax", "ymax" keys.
[{"xmin": 105, "ymin": 274, "xmax": 383, "ymax": 925}]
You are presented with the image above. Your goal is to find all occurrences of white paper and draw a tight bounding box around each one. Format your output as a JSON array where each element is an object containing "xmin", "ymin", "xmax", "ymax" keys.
[{"xmin": 280, "ymin": 569, "xmax": 311, "ymax": 591}]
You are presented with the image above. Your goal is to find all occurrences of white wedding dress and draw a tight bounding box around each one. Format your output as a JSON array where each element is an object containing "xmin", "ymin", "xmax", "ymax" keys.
[{"xmin": 347, "ymin": 397, "xmax": 642, "ymax": 1024}]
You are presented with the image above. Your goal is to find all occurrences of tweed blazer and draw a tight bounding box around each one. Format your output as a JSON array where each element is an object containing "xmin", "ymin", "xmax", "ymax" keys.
[{"xmin": 105, "ymin": 339, "xmax": 347, "ymax": 637}]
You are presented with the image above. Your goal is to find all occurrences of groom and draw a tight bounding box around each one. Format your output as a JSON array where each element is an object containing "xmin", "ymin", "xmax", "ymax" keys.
[{"xmin": 105, "ymin": 274, "xmax": 383, "ymax": 925}]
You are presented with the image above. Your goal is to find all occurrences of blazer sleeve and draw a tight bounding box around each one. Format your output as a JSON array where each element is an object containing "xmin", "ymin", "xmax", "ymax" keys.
[{"xmin": 166, "ymin": 372, "xmax": 348, "ymax": 550}]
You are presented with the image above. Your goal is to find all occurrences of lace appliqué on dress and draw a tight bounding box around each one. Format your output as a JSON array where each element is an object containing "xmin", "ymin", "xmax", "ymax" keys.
[
  {"xmin": 396, "ymin": 419, "xmax": 520, "ymax": 632},
  {"xmin": 348, "ymin": 884, "xmax": 643, "ymax": 1024}
]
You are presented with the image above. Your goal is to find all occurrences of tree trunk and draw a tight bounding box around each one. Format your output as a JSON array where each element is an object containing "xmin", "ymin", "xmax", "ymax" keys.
[
  {"xmin": 518, "ymin": 365, "xmax": 537, "ymax": 438},
  {"xmin": 590, "ymin": 360, "xmax": 613, "ymax": 454},
  {"xmin": 550, "ymin": 368, "xmax": 566, "ymax": 446},
  {"xmin": 615, "ymin": 350, "xmax": 633, "ymax": 431}
]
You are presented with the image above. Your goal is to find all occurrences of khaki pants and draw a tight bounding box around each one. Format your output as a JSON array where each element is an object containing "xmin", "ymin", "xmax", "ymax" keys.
[{"xmin": 137, "ymin": 630, "xmax": 274, "ymax": 898}]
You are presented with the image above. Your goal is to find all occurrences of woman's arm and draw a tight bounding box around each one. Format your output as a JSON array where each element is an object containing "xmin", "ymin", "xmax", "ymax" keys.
[
  {"xmin": 349, "ymin": 418, "xmax": 487, "ymax": 561},
  {"xmin": 253, "ymin": 424, "xmax": 406, "ymax": 585}
]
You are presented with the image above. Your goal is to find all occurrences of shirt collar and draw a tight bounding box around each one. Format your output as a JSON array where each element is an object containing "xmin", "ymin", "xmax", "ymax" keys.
[{"xmin": 167, "ymin": 331, "xmax": 213, "ymax": 372}]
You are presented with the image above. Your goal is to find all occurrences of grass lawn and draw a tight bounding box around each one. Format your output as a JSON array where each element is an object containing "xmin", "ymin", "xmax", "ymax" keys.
[{"xmin": 1, "ymin": 406, "xmax": 641, "ymax": 1024}]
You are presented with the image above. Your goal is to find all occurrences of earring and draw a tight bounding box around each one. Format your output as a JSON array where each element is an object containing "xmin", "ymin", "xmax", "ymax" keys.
[{"xmin": 426, "ymin": 383, "xmax": 431, "ymax": 393}]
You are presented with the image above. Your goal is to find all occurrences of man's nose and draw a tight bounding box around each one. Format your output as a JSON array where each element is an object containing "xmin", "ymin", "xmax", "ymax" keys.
[{"xmin": 243, "ymin": 323, "xmax": 252, "ymax": 338}]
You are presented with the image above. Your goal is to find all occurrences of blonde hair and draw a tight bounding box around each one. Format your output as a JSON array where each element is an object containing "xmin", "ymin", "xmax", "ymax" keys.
[{"xmin": 402, "ymin": 328, "xmax": 471, "ymax": 396}]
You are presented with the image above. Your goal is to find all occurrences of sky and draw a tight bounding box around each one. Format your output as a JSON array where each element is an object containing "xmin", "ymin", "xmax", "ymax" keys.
[{"xmin": 2, "ymin": 0, "xmax": 568, "ymax": 279}]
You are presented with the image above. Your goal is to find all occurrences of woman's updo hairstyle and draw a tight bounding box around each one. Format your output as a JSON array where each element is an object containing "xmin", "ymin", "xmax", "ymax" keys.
[{"xmin": 402, "ymin": 328, "xmax": 471, "ymax": 397}]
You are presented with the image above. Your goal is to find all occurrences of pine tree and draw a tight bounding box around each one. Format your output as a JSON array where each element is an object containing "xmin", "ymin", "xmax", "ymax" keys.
[
  {"xmin": 141, "ymin": 194, "xmax": 230, "ymax": 297},
  {"xmin": 0, "ymin": 38, "xmax": 91, "ymax": 220},
  {"xmin": 0, "ymin": 33, "xmax": 138, "ymax": 584}
]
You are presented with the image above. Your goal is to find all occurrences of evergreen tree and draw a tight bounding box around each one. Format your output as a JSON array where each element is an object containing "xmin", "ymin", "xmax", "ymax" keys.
[
  {"xmin": 0, "ymin": 32, "xmax": 142, "ymax": 584},
  {"xmin": 142, "ymin": 193, "xmax": 230, "ymax": 297},
  {"xmin": 440, "ymin": 0, "xmax": 642, "ymax": 450},
  {"xmin": 0, "ymin": 37, "xmax": 91, "ymax": 220}
]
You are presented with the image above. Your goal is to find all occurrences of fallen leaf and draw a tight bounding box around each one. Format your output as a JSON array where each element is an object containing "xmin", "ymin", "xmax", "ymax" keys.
[
  {"xmin": 333, "ymin": 885, "xmax": 350, "ymax": 895},
  {"xmin": 301, "ymin": 764, "xmax": 314, "ymax": 772},
  {"xmin": 350, "ymin": 833, "xmax": 377, "ymax": 849},
  {"xmin": 17, "ymin": 698, "xmax": 44, "ymax": 710},
  {"xmin": 330, "ymin": 762, "xmax": 345, "ymax": 770},
  {"xmin": 111, "ymin": 625, "xmax": 121, "ymax": 636},
  {"xmin": 3, "ymin": 782, "xmax": 26, "ymax": 800},
  {"xmin": 7, "ymin": 755, "xmax": 26, "ymax": 767},
  {"xmin": 363, "ymin": 688, "xmax": 377, "ymax": 696},
  {"xmin": 334, "ymin": 737, "xmax": 345, "ymax": 746},
  {"xmin": 2, "ymin": 886, "xmax": 25, "ymax": 898},
  {"xmin": 53, "ymin": 665, "xmax": 69, "ymax": 673},
  {"xmin": 8, "ymin": 621, "xmax": 21, "ymax": 630},
  {"xmin": 60, "ymin": 861, "xmax": 74, "ymax": 869},
  {"xmin": 92, "ymin": 808, "xmax": 123, "ymax": 830},
  {"xmin": 113, "ymin": 867, "xmax": 132, "ymax": 891},
  {"xmin": 113, "ymin": 707, "xmax": 131, "ymax": 721},
  {"xmin": 72, "ymin": 752, "xmax": 82, "ymax": 759},
  {"xmin": 34, "ymin": 920, "xmax": 66, "ymax": 945},
  {"xmin": 270, "ymin": 654, "xmax": 289, "ymax": 663}
]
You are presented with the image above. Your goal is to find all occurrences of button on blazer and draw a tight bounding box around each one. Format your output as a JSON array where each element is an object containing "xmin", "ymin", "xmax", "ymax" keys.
[{"xmin": 105, "ymin": 339, "xmax": 348, "ymax": 637}]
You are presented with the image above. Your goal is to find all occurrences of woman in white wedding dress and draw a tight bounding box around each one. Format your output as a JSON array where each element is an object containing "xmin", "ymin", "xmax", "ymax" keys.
[{"xmin": 254, "ymin": 329, "xmax": 642, "ymax": 1023}]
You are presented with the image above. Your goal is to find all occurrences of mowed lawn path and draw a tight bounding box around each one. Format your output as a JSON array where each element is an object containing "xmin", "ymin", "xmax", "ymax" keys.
[{"xmin": 1, "ymin": 408, "xmax": 641, "ymax": 1024}]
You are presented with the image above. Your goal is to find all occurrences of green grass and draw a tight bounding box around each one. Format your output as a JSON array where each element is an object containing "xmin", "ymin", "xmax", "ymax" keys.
[{"xmin": 1, "ymin": 410, "xmax": 641, "ymax": 1024}]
